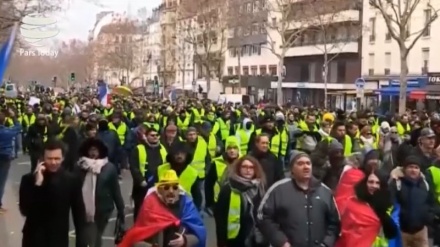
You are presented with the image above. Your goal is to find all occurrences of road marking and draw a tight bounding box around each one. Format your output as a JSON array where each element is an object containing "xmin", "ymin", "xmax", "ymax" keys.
[
  {"xmin": 68, "ymin": 213, "xmax": 133, "ymax": 241},
  {"xmin": 17, "ymin": 161, "xmax": 30, "ymax": 166}
]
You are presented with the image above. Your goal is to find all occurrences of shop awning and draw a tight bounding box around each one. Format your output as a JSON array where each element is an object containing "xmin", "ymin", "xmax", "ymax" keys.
[
  {"xmin": 409, "ymin": 90, "xmax": 426, "ymax": 100},
  {"xmin": 424, "ymin": 84, "xmax": 440, "ymax": 100},
  {"xmin": 374, "ymin": 87, "xmax": 418, "ymax": 96}
]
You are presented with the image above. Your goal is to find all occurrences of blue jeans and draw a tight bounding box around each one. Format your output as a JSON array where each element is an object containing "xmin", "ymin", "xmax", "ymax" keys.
[{"xmin": 0, "ymin": 158, "xmax": 12, "ymax": 208}]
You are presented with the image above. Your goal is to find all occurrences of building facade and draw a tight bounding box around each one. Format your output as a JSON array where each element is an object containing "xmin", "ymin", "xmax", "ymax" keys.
[
  {"xmin": 267, "ymin": 0, "xmax": 363, "ymax": 106},
  {"xmin": 143, "ymin": 7, "xmax": 162, "ymax": 89}
]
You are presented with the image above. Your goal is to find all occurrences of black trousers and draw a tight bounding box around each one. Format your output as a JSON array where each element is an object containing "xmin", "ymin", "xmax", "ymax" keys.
[
  {"xmin": 30, "ymin": 154, "xmax": 39, "ymax": 173},
  {"xmin": 132, "ymin": 186, "xmax": 148, "ymax": 221}
]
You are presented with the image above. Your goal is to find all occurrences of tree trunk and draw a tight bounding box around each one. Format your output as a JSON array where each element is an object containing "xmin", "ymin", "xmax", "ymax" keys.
[
  {"xmin": 237, "ymin": 50, "xmax": 241, "ymax": 94},
  {"xmin": 398, "ymin": 48, "xmax": 409, "ymax": 115},
  {"xmin": 276, "ymin": 57, "xmax": 284, "ymax": 105},
  {"xmin": 323, "ymin": 52, "xmax": 328, "ymax": 109}
]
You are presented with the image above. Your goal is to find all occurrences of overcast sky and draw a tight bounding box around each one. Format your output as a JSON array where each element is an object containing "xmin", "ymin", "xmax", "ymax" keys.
[{"xmin": 54, "ymin": 0, "xmax": 161, "ymax": 41}]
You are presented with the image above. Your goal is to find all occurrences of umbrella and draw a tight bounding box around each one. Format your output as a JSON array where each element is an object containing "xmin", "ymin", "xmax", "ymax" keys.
[{"xmin": 112, "ymin": 86, "xmax": 133, "ymax": 96}]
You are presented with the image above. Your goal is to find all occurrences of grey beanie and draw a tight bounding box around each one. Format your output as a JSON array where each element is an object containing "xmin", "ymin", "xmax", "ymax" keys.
[
  {"xmin": 289, "ymin": 150, "xmax": 309, "ymax": 165},
  {"xmin": 328, "ymin": 139, "xmax": 343, "ymax": 152}
]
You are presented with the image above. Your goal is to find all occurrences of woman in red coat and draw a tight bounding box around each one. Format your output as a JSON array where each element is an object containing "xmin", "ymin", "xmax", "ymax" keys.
[{"xmin": 335, "ymin": 169, "xmax": 398, "ymax": 247}]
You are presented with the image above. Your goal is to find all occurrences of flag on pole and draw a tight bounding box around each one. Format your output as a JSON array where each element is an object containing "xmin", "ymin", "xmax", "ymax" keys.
[
  {"xmin": 0, "ymin": 23, "xmax": 18, "ymax": 87},
  {"xmin": 98, "ymin": 81, "xmax": 111, "ymax": 106}
]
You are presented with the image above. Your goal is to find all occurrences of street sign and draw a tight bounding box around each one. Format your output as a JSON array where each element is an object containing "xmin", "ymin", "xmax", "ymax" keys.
[{"xmin": 355, "ymin": 78, "xmax": 365, "ymax": 88}]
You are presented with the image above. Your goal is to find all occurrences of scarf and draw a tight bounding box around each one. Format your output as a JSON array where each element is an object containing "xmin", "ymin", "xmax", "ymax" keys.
[
  {"xmin": 229, "ymin": 173, "xmax": 265, "ymax": 246},
  {"xmin": 78, "ymin": 157, "xmax": 108, "ymax": 222}
]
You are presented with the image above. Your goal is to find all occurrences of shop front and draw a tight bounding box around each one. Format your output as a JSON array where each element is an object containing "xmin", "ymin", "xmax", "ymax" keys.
[
  {"xmin": 374, "ymin": 77, "xmax": 427, "ymax": 113},
  {"xmin": 408, "ymin": 73, "xmax": 440, "ymax": 111}
]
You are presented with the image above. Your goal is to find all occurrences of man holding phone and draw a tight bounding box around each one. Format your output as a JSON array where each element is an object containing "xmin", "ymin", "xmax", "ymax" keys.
[
  {"xmin": 19, "ymin": 139, "xmax": 87, "ymax": 247},
  {"xmin": 0, "ymin": 109, "xmax": 21, "ymax": 214}
]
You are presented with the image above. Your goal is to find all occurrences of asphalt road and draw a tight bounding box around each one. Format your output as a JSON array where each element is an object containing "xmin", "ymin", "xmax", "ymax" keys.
[{"xmin": 1, "ymin": 155, "xmax": 217, "ymax": 247}]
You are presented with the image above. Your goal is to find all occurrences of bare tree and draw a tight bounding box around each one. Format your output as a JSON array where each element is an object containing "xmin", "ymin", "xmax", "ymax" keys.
[
  {"xmin": 264, "ymin": 0, "xmax": 308, "ymax": 104},
  {"xmin": 301, "ymin": 0, "xmax": 362, "ymax": 107},
  {"xmin": 369, "ymin": 0, "xmax": 439, "ymax": 114},
  {"xmin": 98, "ymin": 20, "xmax": 140, "ymax": 84},
  {"xmin": 226, "ymin": 0, "xmax": 263, "ymax": 93},
  {"xmin": 178, "ymin": 0, "xmax": 228, "ymax": 93}
]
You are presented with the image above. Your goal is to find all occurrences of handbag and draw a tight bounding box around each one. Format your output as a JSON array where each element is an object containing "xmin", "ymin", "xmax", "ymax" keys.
[{"xmin": 114, "ymin": 217, "xmax": 126, "ymax": 245}]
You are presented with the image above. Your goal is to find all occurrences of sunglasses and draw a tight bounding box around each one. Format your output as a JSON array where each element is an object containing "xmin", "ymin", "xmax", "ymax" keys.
[
  {"xmin": 161, "ymin": 184, "xmax": 179, "ymax": 190},
  {"xmin": 390, "ymin": 131, "xmax": 398, "ymax": 134}
]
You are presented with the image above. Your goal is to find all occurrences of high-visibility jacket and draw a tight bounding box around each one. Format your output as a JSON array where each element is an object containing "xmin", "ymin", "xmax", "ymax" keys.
[
  {"xmin": 227, "ymin": 191, "xmax": 241, "ymax": 239},
  {"xmin": 157, "ymin": 163, "xmax": 198, "ymax": 196},
  {"xmin": 237, "ymin": 129, "xmax": 251, "ymax": 155},
  {"xmin": 108, "ymin": 122, "xmax": 127, "ymax": 145},
  {"xmin": 104, "ymin": 108, "xmax": 114, "ymax": 117},
  {"xmin": 192, "ymin": 108, "xmax": 205, "ymax": 123},
  {"xmin": 217, "ymin": 118, "xmax": 230, "ymax": 140},
  {"xmin": 57, "ymin": 125, "xmax": 69, "ymax": 139},
  {"xmin": 296, "ymin": 120, "xmax": 318, "ymax": 150},
  {"xmin": 190, "ymin": 136, "xmax": 208, "ymax": 179},
  {"xmin": 208, "ymin": 134, "xmax": 217, "ymax": 158},
  {"xmin": 213, "ymin": 157, "xmax": 228, "ymax": 202},
  {"xmin": 177, "ymin": 117, "xmax": 190, "ymax": 132},
  {"xmin": 427, "ymin": 166, "xmax": 440, "ymax": 203},
  {"xmin": 22, "ymin": 114, "xmax": 36, "ymax": 127},
  {"xmin": 255, "ymin": 129, "xmax": 287, "ymax": 157},
  {"xmin": 396, "ymin": 122, "xmax": 411, "ymax": 137},
  {"xmin": 137, "ymin": 144, "xmax": 167, "ymax": 180},
  {"xmin": 325, "ymin": 135, "xmax": 352, "ymax": 156}
]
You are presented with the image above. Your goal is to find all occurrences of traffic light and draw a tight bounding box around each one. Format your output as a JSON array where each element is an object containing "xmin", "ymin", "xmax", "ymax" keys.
[{"xmin": 70, "ymin": 72, "xmax": 75, "ymax": 81}]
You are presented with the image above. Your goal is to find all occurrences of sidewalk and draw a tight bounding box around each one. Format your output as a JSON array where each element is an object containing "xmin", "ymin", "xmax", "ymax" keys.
[{"xmin": 0, "ymin": 179, "xmax": 24, "ymax": 247}]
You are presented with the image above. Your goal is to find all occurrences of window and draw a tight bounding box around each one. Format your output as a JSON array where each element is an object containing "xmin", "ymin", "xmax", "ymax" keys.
[
  {"xmin": 260, "ymin": 23, "xmax": 267, "ymax": 34},
  {"xmin": 228, "ymin": 66, "xmax": 233, "ymax": 75},
  {"xmin": 260, "ymin": 65, "xmax": 267, "ymax": 75},
  {"xmin": 369, "ymin": 17, "xmax": 376, "ymax": 42},
  {"xmin": 368, "ymin": 53, "xmax": 375, "ymax": 75},
  {"xmin": 269, "ymin": 65, "xmax": 277, "ymax": 76},
  {"xmin": 271, "ymin": 17, "xmax": 277, "ymax": 27},
  {"xmin": 337, "ymin": 61, "xmax": 346, "ymax": 82},
  {"xmin": 243, "ymin": 26, "xmax": 250, "ymax": 36},
  {"xmin": 252, "ymin": 23, "xmax": 259, "ymax": 35},
  {"xmin": 423, "ymin": 9, "xmax": 431, "ymax": 37},
  {"xmin": 385, "ymin": 15, "xmax": 392, "ymax": 41},
  {"xmin": 384, "ymin": 52, "xmax": 391, "ymax": 75},
  {"xmin": 235, "ymin": 66, "xmax": 239, "ymax": 75},
  {"xmin": 251, "ymin": 66, "xmax": 258, "ymax": 75},
  {"xmin": 299, "ymin": 64, "xmax": 309, "ymax": 81},
  {"xmin": 422, "ymin": 48, "xmax": 429, "ymax": 74},
  {"xmin": 229, "ymin": 49, "xmax": 236, "ymax": 57},
  {"xmin": 243, "ymin": 66, "xmax": 249, "ymax": 75},
  {"xmin": 253, "ymin": 44, "xmax": 261, "ymax": 55}
]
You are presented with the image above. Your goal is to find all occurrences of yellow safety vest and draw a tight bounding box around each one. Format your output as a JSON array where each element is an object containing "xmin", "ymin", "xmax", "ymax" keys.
[
  {"xmin": 208, "ymin": 134, "xmax": 217, "ymax": 158},
  {"xmin": 256, "ymin": 129, "xmax": 282, "ymax": 157},
  {"xmin": 396, "ymin": 122, "xmax": 411, "ymax": 137},
  {"xmin": 23, "ymin": 114, "xmax": 36, "ymax": 126},
  {"xmin": 427, "ymin": 166, "xmax": 440, "ymax": 203},
  {"xmin": 108, "ymin": 122, "xmax": 127, "ymax": 145},
  {"xmin": 43, "ymin": 127, "xmax": 48, "ymax": 142},
  {"xmin": 104, "ymin": 108, "xmax": 114, "ymax": 117},
  {"xmin": 343, "ymin": 134, "xmax": 352, "ymax": 156},
  {"xmin": 237, "ymin": 129, "xmax": 250, "ymax": 155},
  {"xmin": 213, "ymin": 158, "xmax": 227, "ymax": 202},
  {"xmin": 157, "ymin": 163, "xmax": 198, "ymax": 196},
  {"xmin": 137, "ymin": 144, "xmax": 167, "ymax": 176},
  {"xmin": 191, "ymin": 136, "xmax": 208, "ymax": 179},
  {"xmin": 296, "ymin": 120, "xmax": 318, "ymax": 150},
  {"xmin": 217, "ymin": 118, "xmax": 230, "ymax": 140},
  {"xmin": 227, "ymin": 191, "xmax": 241, "ymax": 239},
  {"xmin": 278, "ymin": 127, "xmax": 288, "ymax": 156},
  {"xmin": 177, "ymin": 117, "xmax": 190, "ymax": 131},
  {"xmin": 192, "ymin": 108, "xmax": 205, "ymax": 123},
  {"xmin": 57, "ymin": 125, "xmax": 69, "ymax": 139}
]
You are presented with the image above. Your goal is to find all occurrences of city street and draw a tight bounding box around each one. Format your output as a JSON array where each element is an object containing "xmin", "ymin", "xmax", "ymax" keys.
[{"xmin": 0, "ymin": 155, "xmax": 217, "ymax": 247}]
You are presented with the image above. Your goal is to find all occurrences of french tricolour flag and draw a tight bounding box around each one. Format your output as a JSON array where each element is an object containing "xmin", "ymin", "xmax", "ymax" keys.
[{"xmin": 98, "ymin": 81, "xmax": 111, "ymax": 106}]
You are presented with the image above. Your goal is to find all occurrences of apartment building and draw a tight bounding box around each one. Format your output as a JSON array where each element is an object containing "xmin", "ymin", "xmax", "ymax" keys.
[
  {"xmin": 143, "ymin": 7, "xmax": 162, "ymax": 88},
  {"xmin": 175, "ymin": 0, "xmax": 225, "ymax": 96},
  {"xmin": 222, "ymin": 0, "xmax": 277, "ymax": 96},
  {"xmin": 91, "ymin": 13, "xmax": 143, "ymax": 86},
  {"xmin": 362, "ymin": 0, "xmax": 440, "ymax": 100},
  {"xmin": 174, "ymin": 10, "xmax": 195, "ymax": 90},
  {"xmin": 266, "ymin": 0, "xmax": 364, "ymax": 105},
  {"xmin": 159, "ymin": 0, "xmax": 178, "ymax": 87}
]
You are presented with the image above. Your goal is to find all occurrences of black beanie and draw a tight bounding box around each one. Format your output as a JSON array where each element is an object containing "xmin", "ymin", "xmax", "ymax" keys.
[{"xmin": 403, "ymin": 155, "xmax": 421, "ymax": 169}]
